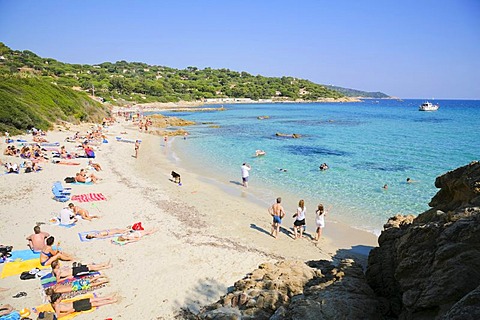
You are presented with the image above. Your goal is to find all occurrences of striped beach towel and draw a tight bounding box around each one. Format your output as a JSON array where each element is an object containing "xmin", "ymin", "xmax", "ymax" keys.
[{"xmin": 71, "ymin": 193, "xmax": 106, "ymax": 202}]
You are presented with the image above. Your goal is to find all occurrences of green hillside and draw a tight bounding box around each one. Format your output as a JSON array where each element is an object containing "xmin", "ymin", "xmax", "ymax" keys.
[
  {"xmin": 0, "ymin": 42, "xmax": 350, "ymax": 103},
  {"xmin": 0, "ymin": 75, "xmax": 109, "ymax": 135},
  {"xmin": 325, "ymin": 85, "xmax": 390, "ymax": 98}
]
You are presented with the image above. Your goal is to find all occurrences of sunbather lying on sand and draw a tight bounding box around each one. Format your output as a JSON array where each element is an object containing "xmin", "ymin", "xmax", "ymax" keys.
[
  {"xmin": 50, "ymin": 293, "xmax": 118, "ymax": 318},
  {"xmin": 85, "ymin": 228, "xmax": 130, "ymax": 239},
  {"xmin": 116, "ymin": 228, "xmax": 158, "ymax": 244},
  {"xmin": 68, "ymin": 203, "xmax": 99, "ymax": 221},
  {"xmin": 45, "ymin": 275, "xmax": 109, "ymax": 295},
  {"xmin": 51, "ymin": 260, "xmax": 112, "ymax": 282}
]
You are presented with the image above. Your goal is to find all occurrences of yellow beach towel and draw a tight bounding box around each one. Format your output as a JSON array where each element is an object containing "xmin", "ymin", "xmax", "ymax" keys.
[
  {"xmin": 0, "ymin": 258, "xmax": 49, "ymax": 278},
  {"xmin": 34, "ymin": 293, "xmax": 96, "ymax": 319}
]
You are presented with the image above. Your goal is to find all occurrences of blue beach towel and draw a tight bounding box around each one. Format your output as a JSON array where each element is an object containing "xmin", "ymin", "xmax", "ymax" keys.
[{"xmin": 9, "ymin": 249, "xmax": 40, "ymax": 261}]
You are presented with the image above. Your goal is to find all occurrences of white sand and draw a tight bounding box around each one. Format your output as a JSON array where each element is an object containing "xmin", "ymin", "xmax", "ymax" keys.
[{"xmin": 0, "ymin": 119, "xmax": 377, "ymax": 319}]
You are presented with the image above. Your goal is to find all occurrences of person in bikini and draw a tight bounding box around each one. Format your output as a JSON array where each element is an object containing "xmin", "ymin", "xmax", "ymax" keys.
[
  {"xmin": 40, "ymin": 236, "xmax": 74, "ymax": 266},
  {"xmin": 50, "ymin": 292, "xmax": 118, "ymax": 317},
  {"xmin": 115, "ymin": 228, "xmax": 158, "ymax": 244},
  {"xmin": 45, "ymin": 275, "xmax": 109, "ymax": 295},
  {"xmin": 85, "ymin": 228, "xmax": 130, "ymax": 240},
  {"xmin": 268, "ymin": 197, "xmax": 286, "ymax": 239},
  {"xmin": 51, "ymin": 259, "xmax": 112, "ymax": 282},
  {"xmin": 68, "ymin": 203, "xmax": 99, "ymax": 221}
]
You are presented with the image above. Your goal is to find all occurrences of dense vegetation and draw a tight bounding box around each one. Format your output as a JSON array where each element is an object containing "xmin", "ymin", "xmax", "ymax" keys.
[
  {"xmin": 324, "ymin": 85, "xmax": 389, "ymax": 98},
  {"xmin": 0, "ymin": 42, "xmax": 387, "ymax": 105},
  {"xmin": 0, "ymin": 75, "xmax": 109, "ymax": 135}
]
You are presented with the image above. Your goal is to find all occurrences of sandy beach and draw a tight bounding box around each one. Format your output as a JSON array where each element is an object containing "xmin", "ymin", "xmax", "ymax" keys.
[{"xmin": 0, "ymin": 119, "xmax": 377, "ymax": 319}]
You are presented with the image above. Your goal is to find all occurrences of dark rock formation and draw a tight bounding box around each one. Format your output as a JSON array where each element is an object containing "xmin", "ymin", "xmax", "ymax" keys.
[
  {"xmin": 367, "ymin": 161, "xmax": 480, "ymax": 319},
  {"xmin": 275, "ymin": 132, "xmax": 302, "ymax": 138},
  {"xmin": 177, "ymin": 161, "xmax": 480, "ymax": 319},
  {"xmin": 188, "ymin": 259, "xmax": 380, "ymax": 320}
]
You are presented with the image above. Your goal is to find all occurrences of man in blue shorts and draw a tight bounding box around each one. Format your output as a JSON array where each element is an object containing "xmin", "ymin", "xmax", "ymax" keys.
[{"xmin": 268, "ymin": 197, "xmax": 286, "ymax": 239}]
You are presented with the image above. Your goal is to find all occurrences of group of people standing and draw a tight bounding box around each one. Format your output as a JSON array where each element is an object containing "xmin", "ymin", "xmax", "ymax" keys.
[
  {"xmin": 268, "ymin": 197, "xmax": 329, "ymax": 242},
  {"xmin": 240, "ymin": 164, "xmax": 330, "ymax": 242}
]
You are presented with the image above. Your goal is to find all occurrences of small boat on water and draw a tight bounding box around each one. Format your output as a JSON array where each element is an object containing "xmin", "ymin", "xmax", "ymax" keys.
[{"xmin": 419, "ymin": 101, "xmax": 439, "ymax": 111}]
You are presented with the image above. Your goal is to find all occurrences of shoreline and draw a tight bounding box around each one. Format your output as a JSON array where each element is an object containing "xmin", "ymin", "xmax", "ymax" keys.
[{"xmin": 0, "ymin": 119, "xmax": 378, "ymax": 318}]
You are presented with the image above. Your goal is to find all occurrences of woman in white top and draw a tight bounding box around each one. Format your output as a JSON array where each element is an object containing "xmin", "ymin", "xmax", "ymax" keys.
[
  {"xmin": 293, "ymin": 199, "xmax": 306, "ymax": 239},
  {"xmin": 315, "ymin": 204, "xmax": 330, "ymax": 241}
]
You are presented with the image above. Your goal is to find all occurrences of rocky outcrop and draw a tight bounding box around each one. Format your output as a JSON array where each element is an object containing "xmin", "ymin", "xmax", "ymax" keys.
[
  {"xmin": 149, "ymin": 114, "xmax": 195, "ymax": 127},
  {"xmin": 366, "ymin": 161, "xmax": 480, "ymax": 319},
  {"xmin": 189, "ymin": 259, "xmax": 380, "ymax": 320},
  {"xmin": 275, "ymin": 132, "xmax": 302, "ymax": 138},
  {"xmin": 177, "ymin": 161, "xmax": 480, "ymax": 319}
]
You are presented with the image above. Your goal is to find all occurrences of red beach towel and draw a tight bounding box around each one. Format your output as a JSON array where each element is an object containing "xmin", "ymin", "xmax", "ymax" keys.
[{"xmin": 71, "ymin": 193, "xmax": 107, "ymax": 203}]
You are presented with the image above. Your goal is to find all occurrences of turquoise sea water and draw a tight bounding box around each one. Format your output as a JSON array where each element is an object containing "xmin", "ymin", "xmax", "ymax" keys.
[{"xmin": 157, "ymin": 99, "xmax": 480, "ymax": 235}]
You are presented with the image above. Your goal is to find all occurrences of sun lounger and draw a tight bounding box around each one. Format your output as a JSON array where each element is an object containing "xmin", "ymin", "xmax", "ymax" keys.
[
  {"xmin": 53, "ymin": 181, "xmax": 71, "ymax": 195},
  {"xmin": 52, "ymin": 187, "xmax": 70, "ymax": 202}
]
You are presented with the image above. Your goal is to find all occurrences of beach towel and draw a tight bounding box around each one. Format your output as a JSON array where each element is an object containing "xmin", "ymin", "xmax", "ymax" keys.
[
  {"xmin": 70, "ymin": 181, "xmax": 93, "ymax": 185},
  {"xmin": 0, "ymin": 311, "xmax": 20, "ymax": 320},
  {"xmin": 40, "ymin": 271, "xmax": 100, "ymax": 288},
  {"xmin": 78, "ymin": 231, "xmax": 122, "ymax": 242},
  {"xmin": 0, "ymin": 258, "xmax": 48, "ymax": 278},
  {"xmin": 111, "ymin": 237, "xmax": 127, "ymax": 246},
  {"xmin": 34, "ymin": 293, "xmax": 96, "ymax": 320},
  {"xmin": 9, "ymin": 249, "xmax": 40, "ymax": 261},
  {"xmin": 40, "ymin": 142, "xmax": 60, "ymax": 147},
  {"xmin": 71, "ymin": 193, "xmax": 106, "ymax": 203}
]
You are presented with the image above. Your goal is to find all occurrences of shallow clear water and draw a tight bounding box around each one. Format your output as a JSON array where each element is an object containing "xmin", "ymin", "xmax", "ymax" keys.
[{"xmin": 157, "ymin": 99, "xmax": 480, "ymax": 234}]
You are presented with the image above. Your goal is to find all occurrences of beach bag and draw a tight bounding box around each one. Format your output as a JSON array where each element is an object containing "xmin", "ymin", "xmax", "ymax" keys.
[
  {"xmin": 20, "ymin": 271, "xmax": 36, "ymax": 280},
  {"xmin": 37, "ymin": 311, "xmax": 57, "ymax": 320},
  {"xmin": 132, "ymin": 222, "xmax": 144, "ymax": 231},
  {"xmin": 0, "ymin": 245, "xmax": 13, "ymax": 258},
  {"xmin": 64, "ymin": 177, "xmax": 76, "ymax": 183}
]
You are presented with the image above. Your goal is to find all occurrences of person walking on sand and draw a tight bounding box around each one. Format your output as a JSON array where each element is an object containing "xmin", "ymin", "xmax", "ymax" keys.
[
  {"xmin": 315, "ymin": 203, "xmax": 331, "ymax": 241},
  {"xmin": 241, "ymin": 163, "xmax": 251, "ymax": 187},
  {"xmin": 269, "ymin": 197, "xmax": 286, "ymax": 238},
  {"xmin": 293, "ymin": 199, "xmax": 306, "ymax": 239},
  {"xmin": 134, "ymin": 140, "xmax": 140, "ymax": 158}
]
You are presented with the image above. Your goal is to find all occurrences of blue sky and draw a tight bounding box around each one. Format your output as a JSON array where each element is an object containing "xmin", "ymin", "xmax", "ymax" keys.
[{"xmin": 1, "ymin": 0, "xmax": 479, "ymax": 99}]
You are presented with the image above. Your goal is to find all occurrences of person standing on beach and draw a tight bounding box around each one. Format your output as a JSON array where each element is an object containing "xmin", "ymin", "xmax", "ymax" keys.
[
  {"xmin": 164, "ymin": 136, "xmax": 168, "ymax": 146},
  {"xmin": 293, "ymin": 199, "xmax": 306, "ymax": 239},
  {"xmin": 314, "ymin": 203, "xmax": 331, "ymax": 241},
  {"xmin": 134, "ymin": 140, "xmax": 140, "ymax": 158},
  {"xmin": 269, "ymin": 197, "xmax": 286, "ymax": 238},
  {"xmin": 241, "ymin": 163, "xmax": 251, "ymax": 187}
]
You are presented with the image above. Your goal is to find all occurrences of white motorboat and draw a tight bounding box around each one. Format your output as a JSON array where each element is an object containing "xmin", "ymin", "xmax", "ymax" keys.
[{"xmin": 419, "ymin": 101, "xmax": 439, "ymax": 111}]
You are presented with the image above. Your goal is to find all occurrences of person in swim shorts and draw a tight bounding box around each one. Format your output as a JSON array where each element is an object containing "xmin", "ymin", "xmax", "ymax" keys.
[
  {"xmin": 268, "ymin": 197, "xmax": 286, "ymax": 239},
  {"xmin": 50, "ymin": 292, "xmax": 117, "ymax": 317},
  {"xmin": 51, "ymin": 259, "xmax": 112, "ymax": 282}
]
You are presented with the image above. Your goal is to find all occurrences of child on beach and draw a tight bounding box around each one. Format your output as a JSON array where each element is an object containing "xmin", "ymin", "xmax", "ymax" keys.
[{"xmin": 315, "ymin": 204, "xmax": 331, "ymax": 241}]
